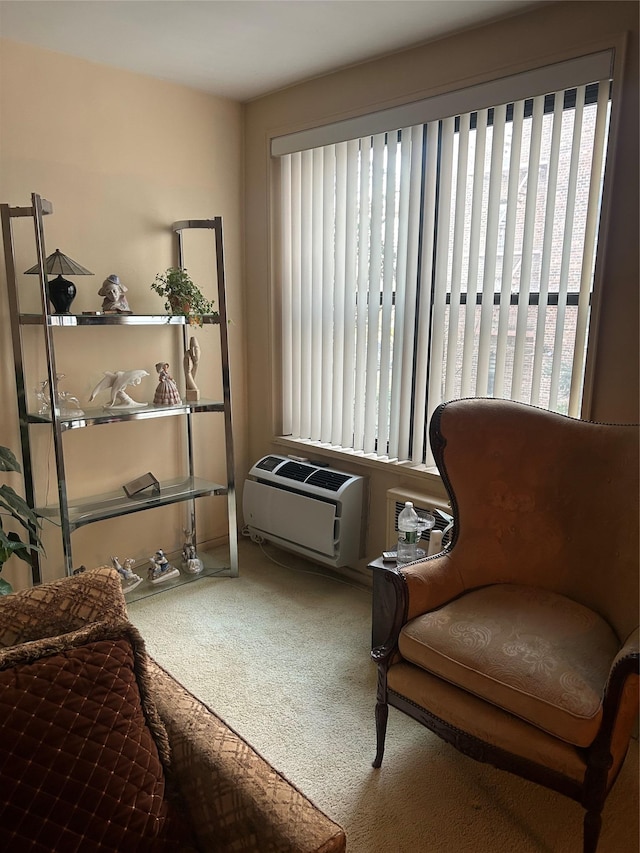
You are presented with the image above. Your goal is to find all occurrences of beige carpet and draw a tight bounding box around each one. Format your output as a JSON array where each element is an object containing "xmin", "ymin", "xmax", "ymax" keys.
[{"xmin": 127, "ymin": 539, "xmax": 639, "ymax": 853}]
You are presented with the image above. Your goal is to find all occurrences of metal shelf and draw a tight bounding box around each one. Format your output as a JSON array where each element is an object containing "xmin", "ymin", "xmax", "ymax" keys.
[
  {"xmin": 27, "ymin": 399, "xmax": 225, "ymax": 430},
  {"xmin": 19, "ymin": 312, "xmax": 221, "ymax": 326},
  {"xmin": 37, "ymin": 476, "xmax": 227, "ymax": 531},
  {"xmin": 2, "ymin": 195, "xmax": 238, "ymax": 582}
]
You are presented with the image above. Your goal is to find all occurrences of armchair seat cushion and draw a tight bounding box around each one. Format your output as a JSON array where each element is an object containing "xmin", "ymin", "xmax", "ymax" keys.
[{"xmin": 398, "ymin": 583, "xmax": 620, "ymax": 747}]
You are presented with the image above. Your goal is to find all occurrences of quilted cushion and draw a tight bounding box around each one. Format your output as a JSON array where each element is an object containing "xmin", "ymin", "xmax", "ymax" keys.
[
  {"xmin": 0, "ymin": 566, "xmax": 126, "ymax": 648},
  {"xmin": 398, "ymin": 583, "xmax": 620, "ymax": 747},
  {"xmin": 0, "ymin": 620, "xmax": 184, "ymax": 851}
]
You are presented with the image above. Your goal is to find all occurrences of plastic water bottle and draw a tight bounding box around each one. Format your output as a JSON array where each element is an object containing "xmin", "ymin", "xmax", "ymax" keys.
[{"xmin": 397, "ymin": 501, "xmax": 420, "ymax": 564}]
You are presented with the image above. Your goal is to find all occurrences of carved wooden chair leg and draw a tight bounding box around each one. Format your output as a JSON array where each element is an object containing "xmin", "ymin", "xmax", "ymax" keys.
[
  {"xmin": 373, "ymin": 698, "xmax": 388, "ymax": 768},
  {"xmin": 583, "ymin": 809, "xmax": 602, "ymax": 853},
  {"xmin": 373, "ymin": 663, "xmax": 389, "ymax": 768}
]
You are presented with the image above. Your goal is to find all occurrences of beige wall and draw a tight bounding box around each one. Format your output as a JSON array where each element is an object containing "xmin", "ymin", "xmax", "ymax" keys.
[
  {"xmin": 0, "ymin": 39, "xmax": 245, "ymax": 589},
  {"xmin": 1, "ymin": 1, "xmax": 638, "ymax": 587},
  {"xmin": 244, "ymin": 0, "xmax": 639, "ymax": 566}
]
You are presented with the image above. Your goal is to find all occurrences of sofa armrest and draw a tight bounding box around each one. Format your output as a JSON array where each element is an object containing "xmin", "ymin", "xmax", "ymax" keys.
[
  {"xmin": 0, "ymin": 567, "xmax": 127, "ymax": 648},
  {"xmin": 147, "ymin": 659, "xmax": 346, "ymax": 853}
]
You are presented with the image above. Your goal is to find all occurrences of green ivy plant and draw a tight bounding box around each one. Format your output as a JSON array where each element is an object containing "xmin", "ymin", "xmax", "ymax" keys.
[
  {"xmin": 0, "ymin": 445, "xmax": 44, "ymax": 595},
  {"xmin": 151, "ymin": 267, "xmax": 216, "ymax": 327}
]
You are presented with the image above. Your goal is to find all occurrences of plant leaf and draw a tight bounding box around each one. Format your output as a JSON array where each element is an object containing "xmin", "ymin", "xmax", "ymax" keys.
[
  {"xmin": 0, "ymin": 446, "xmax": 21, "ymax": 473},
  {"xmin": 0, "ymin": 529, "xmax": 44, "ymax": 560},
  {"xmin": 0, "ymin": 485, "xmax": 43, "ymax": 536}
]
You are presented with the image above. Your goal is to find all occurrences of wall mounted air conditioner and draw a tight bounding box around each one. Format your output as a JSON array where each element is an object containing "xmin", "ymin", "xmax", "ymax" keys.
[
  {"xmin": 386, "ymin": 486, "xmax": 453, "ymax": 553},
  {"xmin": 243, "ymin": 455, "xmax": 364, "ymax": 568}
]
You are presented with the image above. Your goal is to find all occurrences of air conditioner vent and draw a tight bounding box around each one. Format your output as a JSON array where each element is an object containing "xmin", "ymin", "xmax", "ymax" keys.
[
  {"xmin": 278, "ymin": 461, "xmax": 316, "ymax": 482},
  {"xmin": 306, "ymin": 470, "xmax": 350, "ymax": 491},
  {"xmin": 256, "ymin": 455, "xmax": 284, "ymax": 472}
]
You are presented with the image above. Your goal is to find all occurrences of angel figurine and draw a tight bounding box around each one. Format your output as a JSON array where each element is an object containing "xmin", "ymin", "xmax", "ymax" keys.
[
  {"xmin": 153, "ymin": 362, "xmax": 182, "ymax": 406},
  {"xmin": 181, "ymin": 529, "xmax": 203, "ymax": 574},
  {"xmin": 89, "ymin": 369, "xmax": 149, "ymax": 408}
]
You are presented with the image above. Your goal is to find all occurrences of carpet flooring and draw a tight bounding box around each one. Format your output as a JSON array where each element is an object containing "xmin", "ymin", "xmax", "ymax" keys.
[{"xmin": 127, "ymin": 539, "xmax": 639, "ymax": 853}]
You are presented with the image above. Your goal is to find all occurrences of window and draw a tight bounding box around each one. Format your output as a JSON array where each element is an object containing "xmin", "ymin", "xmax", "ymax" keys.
[{"xmin": 275, "ymin": 54, "xmax": 613, "ymax": 465}]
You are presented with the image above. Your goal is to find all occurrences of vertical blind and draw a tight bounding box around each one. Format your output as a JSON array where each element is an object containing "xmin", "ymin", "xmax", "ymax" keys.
[{"xmin": 278, "ymin": 72, "xmax": 612, "ymax": 465}]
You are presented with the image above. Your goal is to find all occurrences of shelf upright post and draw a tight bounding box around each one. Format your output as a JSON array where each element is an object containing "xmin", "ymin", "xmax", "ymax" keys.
[
  {"xmin": 31, "ymin": 194, "xmax": 76, "ymax": 575},
  {"xmin": 172, "ymin": 218, "xmax": 238, "ymax": 577},
  {"xmin": 174, "ymin": 225, "xmax": 198, "ymax": 553},
  {"xmin": 1, "ymin": 193, "xmax": 65, "ymax": 583}
]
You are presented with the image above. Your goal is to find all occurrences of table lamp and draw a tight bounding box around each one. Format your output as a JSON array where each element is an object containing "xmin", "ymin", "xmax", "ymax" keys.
[{"xmin": 24, "ymin": 249, "xmax": 94, "ymax": 314}]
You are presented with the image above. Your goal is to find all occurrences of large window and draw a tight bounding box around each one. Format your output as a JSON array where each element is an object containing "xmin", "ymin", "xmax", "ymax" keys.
[{"xmin": 275, "ymin": 55, "xmax": 613, "ymax": 465}]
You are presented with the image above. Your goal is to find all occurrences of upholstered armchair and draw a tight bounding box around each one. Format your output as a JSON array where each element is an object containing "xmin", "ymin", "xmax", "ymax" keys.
[{"xmin": 371, "ymin": 398, "xmax": 639, "ymax": 853}]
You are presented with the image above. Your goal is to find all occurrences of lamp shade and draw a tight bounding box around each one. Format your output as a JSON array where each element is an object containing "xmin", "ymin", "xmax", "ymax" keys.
[
  {"xmin": 24, "ymin": 249, "xmax": 93, "ymax": 314},
  {"xmin": 24, "ymin": 249, "xmax": 93, "ymax": 277}
]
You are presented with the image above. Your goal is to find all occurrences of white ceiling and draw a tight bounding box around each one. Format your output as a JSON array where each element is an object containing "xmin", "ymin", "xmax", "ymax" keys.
[{"xmin": 0, "ymin": 0, "xmax": 544, "ymax": 102}]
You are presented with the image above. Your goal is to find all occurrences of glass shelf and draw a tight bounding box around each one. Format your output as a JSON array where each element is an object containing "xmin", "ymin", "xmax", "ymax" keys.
[
  {"xmin": 37, "ymin": 476, "xmax": 227, "ymax": 531},
  {"xmin": 27, "ymin": 399, "xmax": 225, "ymax": 430},
  {"xmin": 19, "ymin": 313, "xmax": 220, "ymax": 327},
  {"xmin": 123, "ymin": 546, "xmax": 233, "ymax": 603}
]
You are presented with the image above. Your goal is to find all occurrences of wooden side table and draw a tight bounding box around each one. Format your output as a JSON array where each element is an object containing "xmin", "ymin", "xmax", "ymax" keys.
[{"xmin": 368, "ymin": 556, "xmax": 405, "ymax": 650}]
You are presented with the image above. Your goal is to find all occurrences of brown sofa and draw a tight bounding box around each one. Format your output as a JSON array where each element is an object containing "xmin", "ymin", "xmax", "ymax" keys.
[{"xmin": 0, "ymin": 567, "xmax": 347, "ymax": 852}]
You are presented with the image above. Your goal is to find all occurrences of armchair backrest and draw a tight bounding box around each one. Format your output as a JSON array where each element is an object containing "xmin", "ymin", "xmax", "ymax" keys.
[{"xmin": 430, "ymin": 398, "xmax": 639, "ymax": 643}]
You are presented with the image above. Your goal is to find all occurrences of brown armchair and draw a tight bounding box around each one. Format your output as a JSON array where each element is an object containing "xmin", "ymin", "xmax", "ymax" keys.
[{"xmin": 371, "ymin": 398, "xmax": 639, "ymax": 853}]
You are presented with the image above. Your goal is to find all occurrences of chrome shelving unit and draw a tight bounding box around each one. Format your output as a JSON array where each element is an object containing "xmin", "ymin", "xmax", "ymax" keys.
[{"xmin": 1, "ymin": 194, "xmax": 238, "ymax": 584}]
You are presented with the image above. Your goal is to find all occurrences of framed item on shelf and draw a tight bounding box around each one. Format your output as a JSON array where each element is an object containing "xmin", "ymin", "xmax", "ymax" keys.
[{"xmin": 123, "ymin": 472, "xmax": 160, "ymax": 498}]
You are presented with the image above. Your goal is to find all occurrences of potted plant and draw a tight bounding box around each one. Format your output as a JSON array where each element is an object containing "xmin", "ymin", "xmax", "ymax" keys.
[
  {"xmin": 0, "ymin": 445, "xmax": 44, "ymax": 595},
  {"xmin": 151, "ymin": 267, "xmax": 216, "ymax": 326}
]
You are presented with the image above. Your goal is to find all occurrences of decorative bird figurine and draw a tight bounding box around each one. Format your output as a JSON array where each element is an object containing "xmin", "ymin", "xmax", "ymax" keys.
[{"xmin": 89, "ymin": 369, "xmax": 149, "ymax": 408}]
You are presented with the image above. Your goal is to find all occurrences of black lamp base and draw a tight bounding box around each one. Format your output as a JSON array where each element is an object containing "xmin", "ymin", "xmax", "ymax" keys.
[{"xmin": 48, "ymin": 275, "xmax": 76, "ymax": 314}]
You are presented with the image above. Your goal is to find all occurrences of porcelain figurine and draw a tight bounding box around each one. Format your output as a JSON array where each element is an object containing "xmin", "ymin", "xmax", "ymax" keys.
[
  {"xmin": 182, "ymin": 541, "xmax": 203, "ymax": 574},
  {"xmin": 148, "ymin": 549, "xmax": 180, "ymax": 584},
  {"xmin": 98, "ymin": 274, "xmax": 131, "ymax": 313},
  {"xmin": 153, "ymin": 362, "xmax": 182, "ymax": 406},
  {"xmin": 89, "ymin": 369, "xmax": 149, "ymax": 408},
  {"xmin": 111, "ymin": 555, "xmax": 143, "ymax": 593}
]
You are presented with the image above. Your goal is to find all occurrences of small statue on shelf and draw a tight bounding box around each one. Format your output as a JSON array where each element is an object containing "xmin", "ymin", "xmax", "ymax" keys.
[
  {"xmin": 153, "ymin": 362, "xmax": 182, "ymax": 406},
  {"xmin": 181, "ymin": 537, "xmax": 204, "ymax": 575},
  {"xmin": 148, "ymin": 549, "xmax": 180, "ymax": 584},
  {"xmin": 35, "ymin": 374, "xmax": 84, "ymax": 418},
  {"xmin": 98, "ymin": 274, "xmax": 131, "ymax": 313},
  {"xmin": 111, "ymin": 555, "xmax": 143, "ymax": 593},
  {"xmin": 89, "ymin": 369, "xmax": 149, "ymax": 408},
  {"xmin": 183, "ymin": 336, "xmax": 201, "ymax": 402}
]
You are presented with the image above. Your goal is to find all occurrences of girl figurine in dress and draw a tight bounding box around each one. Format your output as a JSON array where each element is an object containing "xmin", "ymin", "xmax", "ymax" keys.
[{"xmin": 153, "ymin": 362, "xmax": 182, "ymax": 406}]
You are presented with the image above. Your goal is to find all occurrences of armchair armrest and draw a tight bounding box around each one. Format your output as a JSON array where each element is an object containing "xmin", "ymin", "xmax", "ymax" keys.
[
  {"xmin": 399, "ymin": 553, "xmax": 466, "ymax": 621},
  {"xmin": 370, "ymin": 553, "xmax": 466, "ymax": 660},
  {"xmin": 596, "ymin": 627, "xmax": 640, "ymax": 784},
  {"xmin": 0, "ymin": 567, "xmax": 127, "ymax": 648},
  {"xmin": 147, "ymin": 659, "xmax": 346, "ymax": 853}
]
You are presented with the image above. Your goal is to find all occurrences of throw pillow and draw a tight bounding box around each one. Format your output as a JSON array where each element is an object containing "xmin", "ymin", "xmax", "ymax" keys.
[
  {"xmin": 0, "ymin": 566, "xmax": 127, "ymax": 648},
  {"xmin": 0, "ymin": 620, "xmax": 178, "ymax": 851}
]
